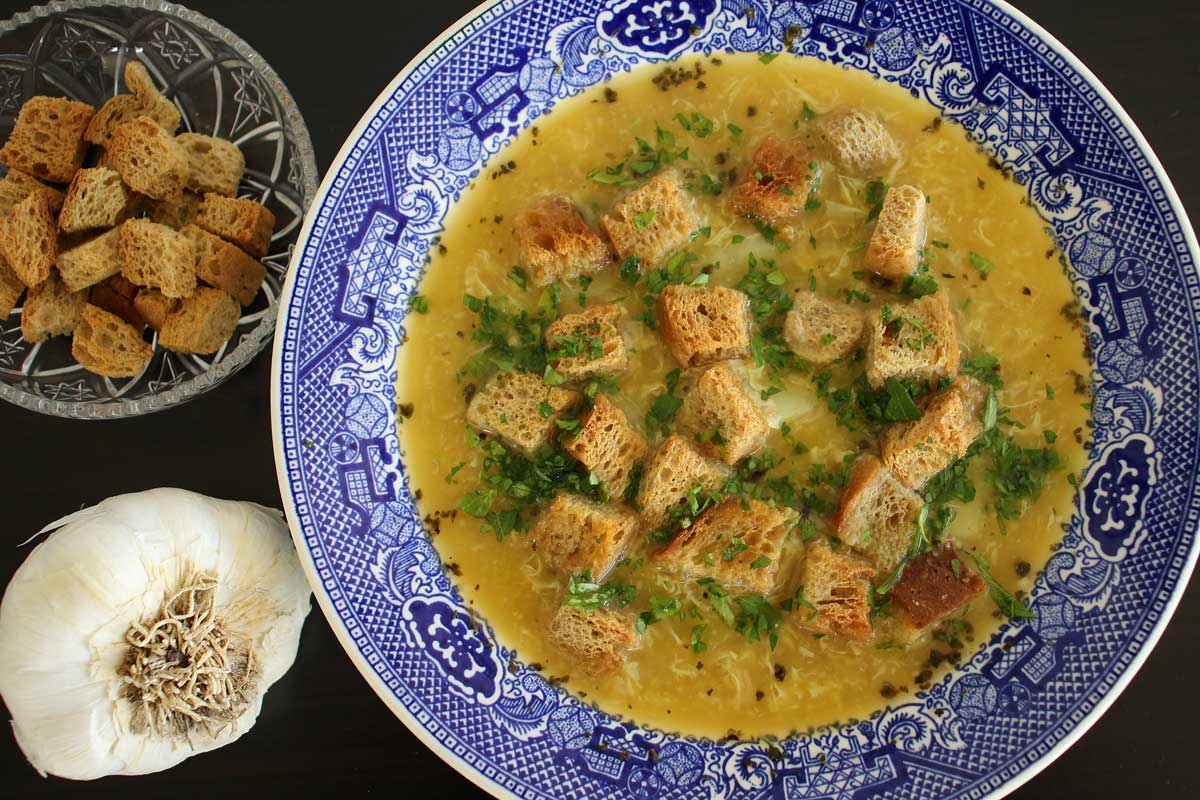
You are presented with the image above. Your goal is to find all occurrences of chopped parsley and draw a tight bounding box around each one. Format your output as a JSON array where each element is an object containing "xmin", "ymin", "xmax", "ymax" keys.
[
  {"xmin": 968, "ymin": 552, "xmax": 1035, "ymax": 619},
  {"xmin": 865, "ymin": 177, "xmax": 888, "ymax": 220},
  {"xmin": 506, "ymin": 266, "xmax": 528, "ymax": 290},
  {"xmin": 410, "ymin": 294, "xmax": 430, "ymax": 314},
  {"xmin": 564, "ymin": 571, "xmax": 637, "ymax": 612},
  {"xmin": 968, "ymin": 251, "xmax": 993, "ymax": 276}
]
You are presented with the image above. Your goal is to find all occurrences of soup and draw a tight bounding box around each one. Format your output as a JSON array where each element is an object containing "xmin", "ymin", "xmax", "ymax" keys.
[{"xmin": 396, "ymin": 53, "xmax": 1089, "ymax": 740}]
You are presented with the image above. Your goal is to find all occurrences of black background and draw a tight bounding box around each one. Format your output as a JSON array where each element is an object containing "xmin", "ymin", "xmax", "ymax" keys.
[{"xmin": 0, "ymin": 1, "xmax": 1196, "ymax": 797}]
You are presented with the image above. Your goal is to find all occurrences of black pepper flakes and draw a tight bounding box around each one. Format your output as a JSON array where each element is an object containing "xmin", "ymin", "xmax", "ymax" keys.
[
  {"xmin": 1015, "ymin": 560, "xmax": 1032, "ymax": 577},
  {"xmin": 923, "ymin": 117, "xmax": 943, "ymax": 133},
  {"xmin": 604, "ymin": 87, "xmax": 618, "ymax": 103},
  {"xmin": 773, "ymin": 664, "xmax": 787, "ymax": 682},
  {"xmin": 755, "ymin": 690, "xmax": 765, "ymax": 701},
  {"xmin": 746, "ymin": 105, "xmax": 757, "ymax": 117},
  {"xmin": 880, "ymin": 682, "xmax": 897, "ymax": 699},
  {"xmin": 1022, "ymin": 287, "xmax": 1032, "ymax": 296},
  {"xmin": 444, "ymin": 561, "xmax": 462, "ymax": 576},
  {"xmin": 398, "ymin": 402, "xmax": 414, "ymax": 418}
]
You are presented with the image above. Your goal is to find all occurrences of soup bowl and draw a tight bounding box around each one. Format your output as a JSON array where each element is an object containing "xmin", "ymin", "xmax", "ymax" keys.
[{"xmin": 271, "ymin": 1, "xmax": 1199, "ymax": 797}]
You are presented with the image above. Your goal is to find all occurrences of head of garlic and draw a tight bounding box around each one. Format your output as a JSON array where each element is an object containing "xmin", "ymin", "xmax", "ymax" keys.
[{"xmin": 0, "ymin": 488, "xmax": 311, "ymax": 780}]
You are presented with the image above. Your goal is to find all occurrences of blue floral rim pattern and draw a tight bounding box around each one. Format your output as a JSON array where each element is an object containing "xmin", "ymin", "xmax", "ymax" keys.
[{"xmin": 271, "ymin": 2, "xmax": 1200, "ymax": 798}]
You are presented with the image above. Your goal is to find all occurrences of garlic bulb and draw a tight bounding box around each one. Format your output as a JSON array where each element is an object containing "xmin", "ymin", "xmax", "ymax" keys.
[{"xmin": 0, "ymin": 489, "xmax": 311, "ymax": 779}]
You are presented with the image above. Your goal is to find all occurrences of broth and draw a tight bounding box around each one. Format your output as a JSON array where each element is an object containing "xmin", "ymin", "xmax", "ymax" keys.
[{"xmin": 396, "ymin": 54, "xmax": 1089, "ymax": 739}]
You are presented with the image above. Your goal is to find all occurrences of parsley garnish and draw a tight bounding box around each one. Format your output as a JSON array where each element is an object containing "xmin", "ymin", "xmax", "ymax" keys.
[
  {"xmin": 410, "ymin": 295, "xmax": 430, "ymax": 314},
  {"xmin": 564, "ymin": 571, "xmax": 637, "ymax": 613},
  {"xmin": 968, "ymin": 552, "xmax": 1035, "ymax": 619}
]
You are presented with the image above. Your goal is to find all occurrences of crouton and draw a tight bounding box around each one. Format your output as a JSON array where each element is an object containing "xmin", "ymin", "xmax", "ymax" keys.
[
  {"xmin": 513, "ymin": 195, "xmax": 610, "ymax": 288},
  {"xmin": 0, "ymin": 256, "xmax": 24, "ymax": 316},
  {"xmin": 655, "ymin": 498, "xmax": 796, "ymax": 594},
  {"xmin": 832, "ymin": 455, "xmax": 923, "ymax": 575},
  {"xmin": 119, "ymin": 219, "xmax": 196, "ymax": 298},
  {"xmin": 548, "ymin": 604, "xmax": 637, "ymax": 676},
  {"xmin": 812, "ymin": 108, "xmax": 899, "ymax": 177},
  {"xmin": 657, "ymin": 284, "xmax": 751, "ymax": 368},
  {"xmin": 865, "ymin": 292, "xmax": 959, "ymax": 387},
  {"xmin": 106, "ymin": 116, "xmax": 189, "ymax": 200},
  {"xmin": 146, "ymin": 190, "xmax": 201, "ymax": 230},
  {"xmin": 20, "ymin": 271, "xmax": 85, "ymax": 342},
  {"xmin": 0, "ymin": 169, "xmax": 64, "ymax": 216},
  {"xmin": 545, "ymin": 304, "xmax": 628, "ymax": 379},
  {"xmin": 797, "ymin": 539, "xmax": 876, "ymax": 641},
  {"xmin": 783, "ymin": 291, "xmax": 866, "ymax": 365},
  {"xmin": 1, "ymin": 191, "xmax": 57, "ymax": 287},
  {"xmin": 58, "ymin": 167, "xmax": 137, "ymax": 233},
  {"xmin": 600, "ymin": 171, "xmax": 697, "ymax": 267},
  {"xmin": 880, "ymin": 378, "xmax": 988, "ymax": 489},
  {"xmin": 864, "ymin": 185, "xmax": 927, "ymax": 280},
  {"xmin": 528, "ymin": 494, "xmax": 639, "ymax": 579},
  {"xmin": 195, "ymin": 193, "xmax": 275, "ymax": 257},
  {"xmin": 635, "ymin": 435, "xmax": 729, "ymax": 528},
  {"xmin": 176, "ymin": 133, "xmax": 246, "ymax": 197},
  {"xmin": 674, "ymin": 363, "xmax": 768, "ymax": 464},
  {"xmin": 57, "ymin": 227, "xmax": 122, "ymax": 293},
  {"xmin": 889, "ymin": 543, "xmax": 985, "ymax": 630},
  {"xmin": 563, "ymin": 395, "xmax": 647, "ymax": 498},
  {"xmin": 0, "ymin": 96, "xmax": 94, "ymax": 183},
  {"xmin": 133, "ymin": 288, "xmax": 178, "ymax": 332},
  {"xmin": 88, "ymin": 274, "xmax": 142, "ymax": 328},
  {"xmin": 71, "ymin": 303, "xmax": 153, "ymax": 378},
  {"xmin": 466, "ymin": 371, "xmax": 580, "ymax": 456},
  {"xmin": 158, "ymin": 286, "xmax": 239, "ymax": 354},
  {"xmin": 728, "ymin": 135, "xmax": 821, "ymax": 223},
  {"xmin": 85, "ymin": 61, "xmax": 181, "ymax": 144},
  {"xmin": 183, "ymin": 224, "xmax": 266, "ymax": 305}
]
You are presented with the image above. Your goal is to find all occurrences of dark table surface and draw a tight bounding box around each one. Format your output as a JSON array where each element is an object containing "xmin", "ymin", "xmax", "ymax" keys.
[{"xmin": 0, "ymin": 0, "xmax": 1196, "ymax": 797}]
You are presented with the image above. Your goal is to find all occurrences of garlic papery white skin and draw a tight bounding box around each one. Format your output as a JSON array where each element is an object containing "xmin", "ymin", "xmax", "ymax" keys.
[{"xmin": 0, "ymin": 488, "xmax": 311, "ymax": 780}]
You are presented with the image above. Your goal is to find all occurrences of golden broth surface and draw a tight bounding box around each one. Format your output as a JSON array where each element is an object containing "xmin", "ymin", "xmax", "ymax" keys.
[{"xmin": 397, "ymin": 54, "xmax": 1089, "ymax": 739}]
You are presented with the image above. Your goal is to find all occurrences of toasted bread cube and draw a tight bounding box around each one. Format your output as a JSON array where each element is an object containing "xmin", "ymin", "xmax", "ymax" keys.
[
  {"xmin": 1, "ymin": 191, "xmax": 57, "ymax": 287},
  {"xmin": 657, "ymin": 284, "xmax": 751, "ymax": 368},
  {"xmin": 513, "ymin": 194, "xmax": 610, "ymax": 288},
  {"xmin": 783, "ymin": 291, "xmax": 866, "ymax": 365},
  {"xmin": 864, "ymin": 185, "xmax": 927, "ymax": 280},
  {"xmin": 529, "ymin": 494, "xmax": 639, "ymax": 580},
  {"xmin": 0, "ymin": 256, "xmax": 23, "ymax": 316},
  {"xmin": 655, "ymin": 498, "xmax": 796, "ymax": 594},
  {"xmin": 675, "ymin": 363, "xmax": 768, "ymax": 464},
  {"xmin": 57, "ymin": 227, "xmax": 122, "ymax": 293},
  {"xmin": 636, "ymin": 435, "xmax": 729, "ymax": 528},
  {"xmin": 833, "ymin": 455, "xmax": 923, "ymax": 575},
  {"xmin": 195, "ymin": 193, "xmax": 275, "ymax": 257},
  {"xmin": 133, "ymin": 288, "xmax": 178, "ymax": 332},
  {"xmin": 58, "ymin": 167, "xmax": 136, "ymax": 233},
  {"xmin": 21, "ymin": 271, "xmax": 85, "ymax": 343},
  {"xmin": 729, "ymin": 135, "xmax": 821, "ymax": 223},
  {"xmin": 0, "ymin": 96, "xmax": 94, "ymax": 183},
  {"xmin": 176, "ymin": 133, "xmax": 246, "ymax": 197},
  {"xmin": 88, "ymin": 274, "xmax": 143, "ymax": 329},
  {"xmin": 146, "ymin": 190, "xmax": 201, "ymax": 230},
  {"xmin": 549, "ymin": 604, "xmax": 637, "ymax": 676},
  {"xmin": 466, "ymin": 371, "xmax": 580, "ymax": 456},
  {"xmin": 182, "ymin": 224, "xmax": 266, "ymax": 305},
  {"xmin": 0, "ymin": 169, "xmax": 64, "ymax": 216},
  {"xmin": 881, "ymin": 378, "xmax": 988, "ymax": 490},
  {"xmin": 889, "ymin": 543, "xmax": 985, "ymax": 630},
  {"xmin": 600, "ymin": 171, "xmax": 697, "ymax": 268},
  {"xmin": 564, "ymin": 395, "xmax": 647, "ymax": 498},
  {"xmin": 85, "ymin": 61, "xmax": 181, "ymax": 145},
  {"xmin": 71, "ymin": 303, "xmax": 152, "ymax": 378},
  {"xmin": 158, "ymin": 286, "xmax": 239, "ymax": 354},
  {"xmin": 797, "ymin": 539, "xmax": 876, "ymax": 641},
  {"xmin": 813, "ymin": 108, "xmax": 898, "ymax": 177},
  {"xmin": 865, "ymin": 292, "xmax": 959, "ymax": 388},
  {"xmin": 545, "ymin": 304, "xmax": 628, "ymax": 380},
  {"xmin": 107, "ymin": 116, "xmax": 189, "ymax": 200},
  {"xmin": 119, "ymin": 219, "xmax": 196, "ymax": 298}
]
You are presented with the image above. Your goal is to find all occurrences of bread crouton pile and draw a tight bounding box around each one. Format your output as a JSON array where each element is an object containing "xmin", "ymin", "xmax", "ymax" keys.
[
  {"xmin": 0, "ymin": 61, "xmax": 275, "ymax": 379},
  {"xmin": 457, "ymin": 106, "xmax": 1006, "ymax": 678}
]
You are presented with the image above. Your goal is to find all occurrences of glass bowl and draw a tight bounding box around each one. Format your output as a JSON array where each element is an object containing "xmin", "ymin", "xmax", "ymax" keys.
[{"xmin": 0, "ymin": 0, "xmax": 317, "ymax": 418}]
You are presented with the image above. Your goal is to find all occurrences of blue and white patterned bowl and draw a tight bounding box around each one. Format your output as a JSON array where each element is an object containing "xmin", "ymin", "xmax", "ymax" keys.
[{"xmin": 271, "ymin": 1, "xmax": 1199, "ymax": 797}]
